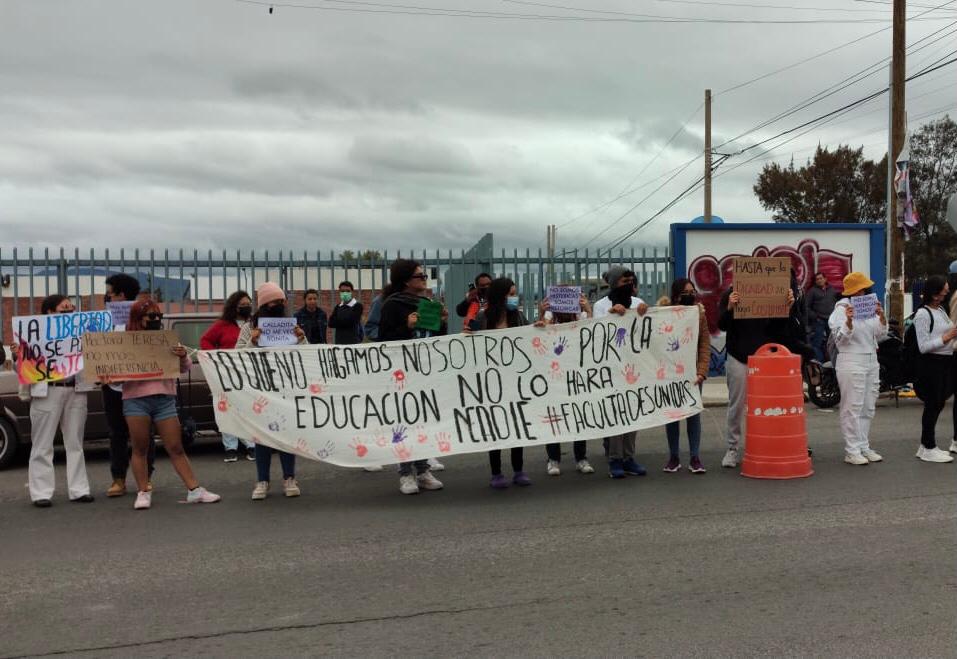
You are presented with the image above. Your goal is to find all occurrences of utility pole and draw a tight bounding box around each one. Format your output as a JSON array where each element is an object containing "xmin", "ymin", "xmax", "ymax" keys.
[
  {"xmin": 704, "ymin": 88, "xmax": 712, "ymax": 223},
  {"xmin": 886, "ymin": 0, "xmax": 906, "ymax": 326},
  {"xmin": 546, "ymin": 224, "xmax": 557, "ymax": 284}
]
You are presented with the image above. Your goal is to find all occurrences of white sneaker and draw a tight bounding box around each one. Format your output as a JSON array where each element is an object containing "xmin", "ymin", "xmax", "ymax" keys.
[
  {"xmin": 427, "ymin": 458, "xmax": 445, "ymax": 472},
  {"xmin": 576, "ymin": 459, "xmax": 595, "ymax": 474},
  {"xmin": 251, "ymin": 481, "xmax": 270, "ymax": 500},
  {"xmin": 416, "ymin": 471, "xmax": 444, "ymax": 491},
  {"xmin": 721, "ymin": 448, "xmax": 739, "ymax": 468},
  {"xmin": 916, "ymin": 446, "xmax": 955, "ymax": 463},
  {"xmin": 546, "ymin": 460, "xmax": 561, "ymax": 476},
  {"xmin": 363, "ymin": 465, "xmax": 384, "ymax": 472},
  {"xmin": 133, "ymin": 491, "xmax": 151, "ymax": 510},
  {"xmin": 861, "ymin": 449, "xmax": 883, "ymax": 463},
  {"xmin": 186, "ymin": 486, "xmax": 221, "ymax": 504},
  {"xmin": 844, "ymin": 453, "xmax": 869, "ymax": 465},
  {"xmin": 399, "ymin": 474, "xmax": 420, "ymax": 495},
  {"xmin": 283, "ymin": 478, "xmax": 301, "ymax": 497},
  {"xmin": 949, "ymin": 440, "xmax": 957, "ymax": 454}
]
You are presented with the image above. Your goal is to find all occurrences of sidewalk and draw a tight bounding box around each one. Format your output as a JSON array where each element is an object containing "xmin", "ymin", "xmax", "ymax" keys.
[{"xmin": 703, "ymin": 377, "xmax": 729, "ymax": 407}]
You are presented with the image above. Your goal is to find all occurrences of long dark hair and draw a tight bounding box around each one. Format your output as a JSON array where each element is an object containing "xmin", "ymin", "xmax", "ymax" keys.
[
  {"xmin": 669, "ymin": 278, "xmax": 692, "ymax": 305},
  {"xmin": 40, "ymin": 294, "xmax": 70, "ymax": 315},
  {"xmin": 922, "ymin": 275, "xmax": 947, "ymax": 306},
  {"xmin": 382, "ymin": 259, "xmax": 421, "ymax": 299},
  {"xmin": 220, "ymin": 290, "xmax": 250, "ymax": 323},
  {"xmin": 484, "ymin": 277, "xmax": 520, "ymax": 329}
]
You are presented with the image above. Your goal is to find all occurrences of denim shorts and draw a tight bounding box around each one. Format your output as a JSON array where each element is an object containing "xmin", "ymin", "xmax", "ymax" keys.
[{"xmin": 123, "ymin": 394, "xmax": 179, "ymax": 422}]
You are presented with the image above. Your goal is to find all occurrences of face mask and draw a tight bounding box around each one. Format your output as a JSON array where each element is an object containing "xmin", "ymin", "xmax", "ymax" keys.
[
  {"xmin": 236, "ymin": 305, "xmax": 252, "ymax": 319},
  {"xmin": 506, "ymin": 296, "xmax": 520, "ymax": 311},
  {"xmin": 477, "ymin": 287, "xmax": 488, "ymax": 299},
  {"xmin": 144, "ymin": 319, "xmax": 162, "ymax": 331},
  {"xmin": 104, "ymin": 294, "xmax": 112, "ymax": 304},
  {"xmin": 609, "ymin": 284, "xmax": 633, "ymax": 308},
  {"xmin": 260, "ymin": 304, "xmax": 286, "ymax": 318},
  {"xmin": 339, "ymin": 292, "xmax": 353, "ymax": 303},
  {"xmin": 679, "ymin": 293, "xmax": 696, "ymax": 306}
]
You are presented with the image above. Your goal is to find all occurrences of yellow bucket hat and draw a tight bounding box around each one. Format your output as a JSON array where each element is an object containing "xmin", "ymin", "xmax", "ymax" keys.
[{"xmin": 842, "ymin": 272, "xmax": 874, "ymax": 296}]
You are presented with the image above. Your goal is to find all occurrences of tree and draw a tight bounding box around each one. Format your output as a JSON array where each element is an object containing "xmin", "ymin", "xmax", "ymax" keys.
[
  {"xmin": 339, "ymin": 250, "xmax": 383, "ymax": 262},
  {"xmin": 902, "ymin": 116, "xmax": 957, "ymax": 280},
  {"xmin": 754, "ymin": 145, "xmax": 887, "ymax": 223}
]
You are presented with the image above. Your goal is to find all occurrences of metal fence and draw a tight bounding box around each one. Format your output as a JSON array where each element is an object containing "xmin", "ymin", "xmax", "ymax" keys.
[{"xmin": 0, "ymin": 245, "xmax": 672, "ymax": 340}]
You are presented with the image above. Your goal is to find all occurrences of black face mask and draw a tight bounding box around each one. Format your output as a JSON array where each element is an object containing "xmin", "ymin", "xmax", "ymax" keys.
[
  {"xmin": 476, "ymin": 287, "xmax": 488, "ymax": 300},
  {"xmin": 679, "ymin": 294, "xmax": 696, "ymax": 306},
  {"xmin": 104, "ymin": 294, "xmax": 112, "ymax": 304},
  {"xmin": 260, "ymin": 305, "xmax": 286, "ymax": 318},
  {"xmin": 144, "ymin": 319, "xmax": 162, "ymax": 331},
  {"xmin": 859, "ymin": 287, "xmax": 873, "ymax": 296},
  {"xmin": 609, "ymin": 283, "xmax": 634, "ymax": 308},
  {"xmin": 237, "ymin": 305, "xmax": 252, "ymax": 319}
]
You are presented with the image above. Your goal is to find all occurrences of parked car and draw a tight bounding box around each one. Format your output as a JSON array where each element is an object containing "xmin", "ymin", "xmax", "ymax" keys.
[{"xmin": 0, "ymin": 312, "xmax": 220, "ymax": 469}]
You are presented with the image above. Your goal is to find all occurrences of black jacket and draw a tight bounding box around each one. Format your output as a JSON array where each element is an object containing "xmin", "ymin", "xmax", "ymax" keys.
[
  {"xmin": 718, "ymin": 288, "xmax": 813, "ymax": 364},
  {"xmin": 379, "ymin": 292, "xmax": 447, "ymax": 342},
  {"xmin": 328, "ymin": 301, "xmax": 365, "ymax": 345},
  {"xmin": 294, "ymin": 307, "xmax": 328, "ymax": 344}
]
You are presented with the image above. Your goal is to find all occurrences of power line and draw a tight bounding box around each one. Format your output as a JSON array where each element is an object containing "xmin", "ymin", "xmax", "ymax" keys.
[{"xmin": 505, "ymin": 0, "xmax": 910, "ymax": 14}]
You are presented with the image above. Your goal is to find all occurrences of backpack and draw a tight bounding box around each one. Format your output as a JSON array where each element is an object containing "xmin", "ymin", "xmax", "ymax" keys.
[{"xmin": 901, "ymin": 306, "xmax": 934, "ymax": 384}]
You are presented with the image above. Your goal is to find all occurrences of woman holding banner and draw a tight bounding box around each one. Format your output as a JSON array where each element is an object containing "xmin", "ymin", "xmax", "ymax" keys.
[
  {"xmin": 472, "ymin": 277, "xmax": 534, "ymax": 488},
  {"xmin": 827, "ymin": 272, "xmax": 888, "ymax": 466},
  {"xmin": 378, "ymin": 259, "xmax": 447, "ymax": 495},
  {"xmin": 659, "ymin": 279, "xmax": 710, "ymax": 474},
  {"xmin": 122, "ymin": 298, "xmax": 221, "ymax": 509},
  {"xmin": 236, "ymin": 282, "xmax": 308, "ymax": 499},
  {"xmin": 201, "ymin": 290, "xmax": 256, "ymax": 463},
  {"xmin": 10, "ymin": 295, "xmax": 94, "ymax": 507}
]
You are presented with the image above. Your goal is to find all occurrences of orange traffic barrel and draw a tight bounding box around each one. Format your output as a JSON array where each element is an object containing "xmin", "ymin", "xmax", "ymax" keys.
[{"xmin": 742, "ymin": 343, "xmax": 813, "ymax": 479}]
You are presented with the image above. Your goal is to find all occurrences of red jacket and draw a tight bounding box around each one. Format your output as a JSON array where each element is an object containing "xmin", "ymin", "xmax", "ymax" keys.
[{"xmin": 200, "ymin": 320, "xmax": 240, "ymax": 350}]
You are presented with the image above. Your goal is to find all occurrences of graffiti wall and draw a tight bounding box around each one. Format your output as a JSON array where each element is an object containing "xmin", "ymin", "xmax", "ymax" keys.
[{"xmin": 670, "ymin": 223, "xmax": 886, "ymax": 375}]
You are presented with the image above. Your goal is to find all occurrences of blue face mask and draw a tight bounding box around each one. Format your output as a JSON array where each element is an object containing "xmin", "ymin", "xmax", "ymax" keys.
[{"xmin": 506, "ymin": 296, "xmax": 520, "ymax": 310}]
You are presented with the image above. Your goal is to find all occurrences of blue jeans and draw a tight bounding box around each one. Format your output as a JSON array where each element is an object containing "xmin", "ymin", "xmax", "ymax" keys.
[
  {"xmin": 222, "ymin": 433, "xmax": 254, "ymax": 451},
  {"xmin": 810, "ymin": 318, "xmax": 827, "ymax": 362},
  {"xmin": 255, "ymin": 444, "xmax": 296, "ymax": 482},
  {"xmin": 666, "ymin": 414, "xmax": 702, "ymax": 459}
]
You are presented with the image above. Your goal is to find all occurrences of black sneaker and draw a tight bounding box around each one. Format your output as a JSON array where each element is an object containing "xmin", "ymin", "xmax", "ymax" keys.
[
  {"xmin": 224, "ymin": 449, "xmax": 239, "ymax": 463},
  {"xmin": 246, "ymin": 447, "xmax": 256, "ymax": 461},
  {"xmin": 33, "ymin": 499, "xmax": 52, "ymax": 508},
  {"xmin": 71, "ymin": 494, "xmax": 95, "ymax": 503}
]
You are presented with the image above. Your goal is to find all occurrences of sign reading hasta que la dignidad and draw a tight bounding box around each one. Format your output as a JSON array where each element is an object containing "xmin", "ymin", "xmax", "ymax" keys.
[
  {"xmin": 198, "ymin": 306, "xmax": 703, "ymax": 467},
  {"xmin": 732, "ymin": 256, "xmax": 791, "ymax": 319},
  {"xmin": 12, "ymin": 311, "xmax": 114, "ymax": 385}
]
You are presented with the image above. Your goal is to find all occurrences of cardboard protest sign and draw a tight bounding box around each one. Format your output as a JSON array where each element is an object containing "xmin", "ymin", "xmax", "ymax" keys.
[
  {"xmin": 415, "ymin": 299, "xmax": 443, "ymax": 332},
  {"xmin": 851, "ymin": 293, "xmax": 879, "ymax": 320},
  {"xmin": 547, "ymin": 286, "xmax": 582, "ymax": 314},
  {"xmin": 106, "ymin": 301, "xmax": 134, "ymax": 328},
  {"xmin": 732, "ymin": 257, "xmax": 791, "ymax": 319},
  {"xmin": 258, "ymin": 317, "xmax": 299, "ymax": 347},
  {"xmin": 81, "ymin": 330, "xmax": 181, "ymax": 383},
  {"xmin": 198, "ymin": 306, "xmax": 706, "ymax": 467},
  {"xmin": 12, "ymin": 311, "xmax": 114, "ymax": 385}
]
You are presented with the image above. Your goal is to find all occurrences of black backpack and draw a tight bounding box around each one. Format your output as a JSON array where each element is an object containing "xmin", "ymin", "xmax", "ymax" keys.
[{"xmin": 901, "ymin": 306, "xmax": 934, "ymax": 384}]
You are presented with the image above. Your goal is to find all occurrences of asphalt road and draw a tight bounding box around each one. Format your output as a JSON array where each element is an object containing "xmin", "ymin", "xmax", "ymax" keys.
[{"xmin": 1, "ymin": 399, "xmax": 955, "ymax": 658}]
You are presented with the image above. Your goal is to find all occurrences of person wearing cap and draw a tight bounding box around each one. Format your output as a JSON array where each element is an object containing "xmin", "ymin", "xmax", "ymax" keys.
[
  {"xmin": 912, "ymin": 275, "xmax": 957, "ymax": 463},
  {"xmin": 828, "ymin": 272, "xmax": 888, "ymax": 466},
  {"xmin": 236, "ymin": 282, "xmax": 310, "ymax": 499}
]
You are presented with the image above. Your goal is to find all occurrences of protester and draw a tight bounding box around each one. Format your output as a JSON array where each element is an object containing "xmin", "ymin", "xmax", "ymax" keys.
[
  {"xmin": 455, "ymin": 272, "xmax": 493, "ymax": 330},
  {"xmin": 237, "ymin": 282, "xmax": 309, "ymax": 498},
  {"xmin": 328, "ymin": 281, "xmax": 364, "ymax": 344},
  {"xmin": 718, "ymin": 283, "xmax": 803, "ymax": 468},
  {"xmin": 912, "ymin": 275, "xmax": 957, "ymax": 463},
  {"xmin": 948, "ymin": 261, "xmax": 957, "ymax": 456},
  {"xmin": 9, "ymin": 295, "xmax": 93, "ymax": 507},
  {"xmin": 828, "ymin": 272, "xmax": 887, "ymax": 466},
  {"xmin": 593, "ymin": 266, "xmax": 649, "ymax": 478},
  {"xmin": 378, "ymin": 259, "xmax": 447, "ymax": 495},
  {"xmin": 806, "ymin": 272, "xmax": 839, "ymax": 362},
  {"xmin": 364, "ymin": 294, "xmax": 383, "ymax": 342},
  {"xmin": 539, "ymin": 293, "xmax": 595, "ymax": 476},
  {"xmin": 294, "ymin": 288, "xmax": 328, "ymax": 344},
  {"xmin": 122, "ymin": 298, "xmax": 220, "ymax": 509},
  {"xmin": 201, "ymin": 290, "xmax": 256, "ymax": 463},
  {"xmin": 658, "ymin": 279, "xmax": 710, "ymax": 474},
  {"xmin": 471, "ymin": 277, "xmax": 534, "ymax": 488},
  {"xmin": 102, "ymin": 273, "xmax": 155, "ymax": 497}
]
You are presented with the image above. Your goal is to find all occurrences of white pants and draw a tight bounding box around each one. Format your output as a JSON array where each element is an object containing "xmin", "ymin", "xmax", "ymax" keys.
[
  {"xmin": 29, "ymin": 387, "xmax": 91, "ymax": 501},
  {"xmin": 725, "ymin": 355, "xmax": 748, "ymax": 450},
  {"xmin": 835, "ymin": 353, "xmax": 879, "ymax": 457}
]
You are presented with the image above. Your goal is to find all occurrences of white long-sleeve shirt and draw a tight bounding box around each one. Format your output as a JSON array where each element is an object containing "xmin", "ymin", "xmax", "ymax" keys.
[
  {"xmin": 593, "ymin": 295, "xmax": 646, "ymax": 319},
  {"xmin": 914, "ymin": 305, "xmax": 954, "ymax": 356},
  {"xmin": 827, "ymin": 298, "xmax": 888, "ymax": 355}
]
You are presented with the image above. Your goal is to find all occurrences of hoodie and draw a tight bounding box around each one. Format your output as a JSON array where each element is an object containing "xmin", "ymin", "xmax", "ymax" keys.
[{"xmin": 379, "ymin": 292, "xmax": 447, "ymax": 342}]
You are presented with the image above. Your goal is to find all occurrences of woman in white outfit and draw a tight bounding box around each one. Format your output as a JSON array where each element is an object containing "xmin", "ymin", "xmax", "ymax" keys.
[
  {"xmin": 10, "ymin": 295, "xmax": 94, "ymax": 506},
  {"xmin": 912, "ymin": 275, "xmax": 957, "ymax": 463},
  {"xmin": 828, "ymin": 272, "xmax": 887, "ymax": 466}
]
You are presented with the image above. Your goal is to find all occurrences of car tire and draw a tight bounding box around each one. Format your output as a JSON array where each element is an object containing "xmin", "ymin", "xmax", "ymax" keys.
[
  {"xmin": 181, "ymin": 416, "xmax": 196, "ymax": 449},
  {"xmin": 0, "ymin": 417, "xmax": 20, "ymax": 470}
]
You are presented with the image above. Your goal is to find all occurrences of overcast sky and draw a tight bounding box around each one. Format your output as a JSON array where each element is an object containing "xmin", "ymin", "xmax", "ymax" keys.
[{"xmin": 2, "ymin": 0, "xmax": 955, "ymax": 255}]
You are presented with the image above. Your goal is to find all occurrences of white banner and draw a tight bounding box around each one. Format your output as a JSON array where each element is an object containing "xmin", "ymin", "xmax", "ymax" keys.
[{"xmin": 198, "ymin": 306, "xmax": 703, "ymax": 467}]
